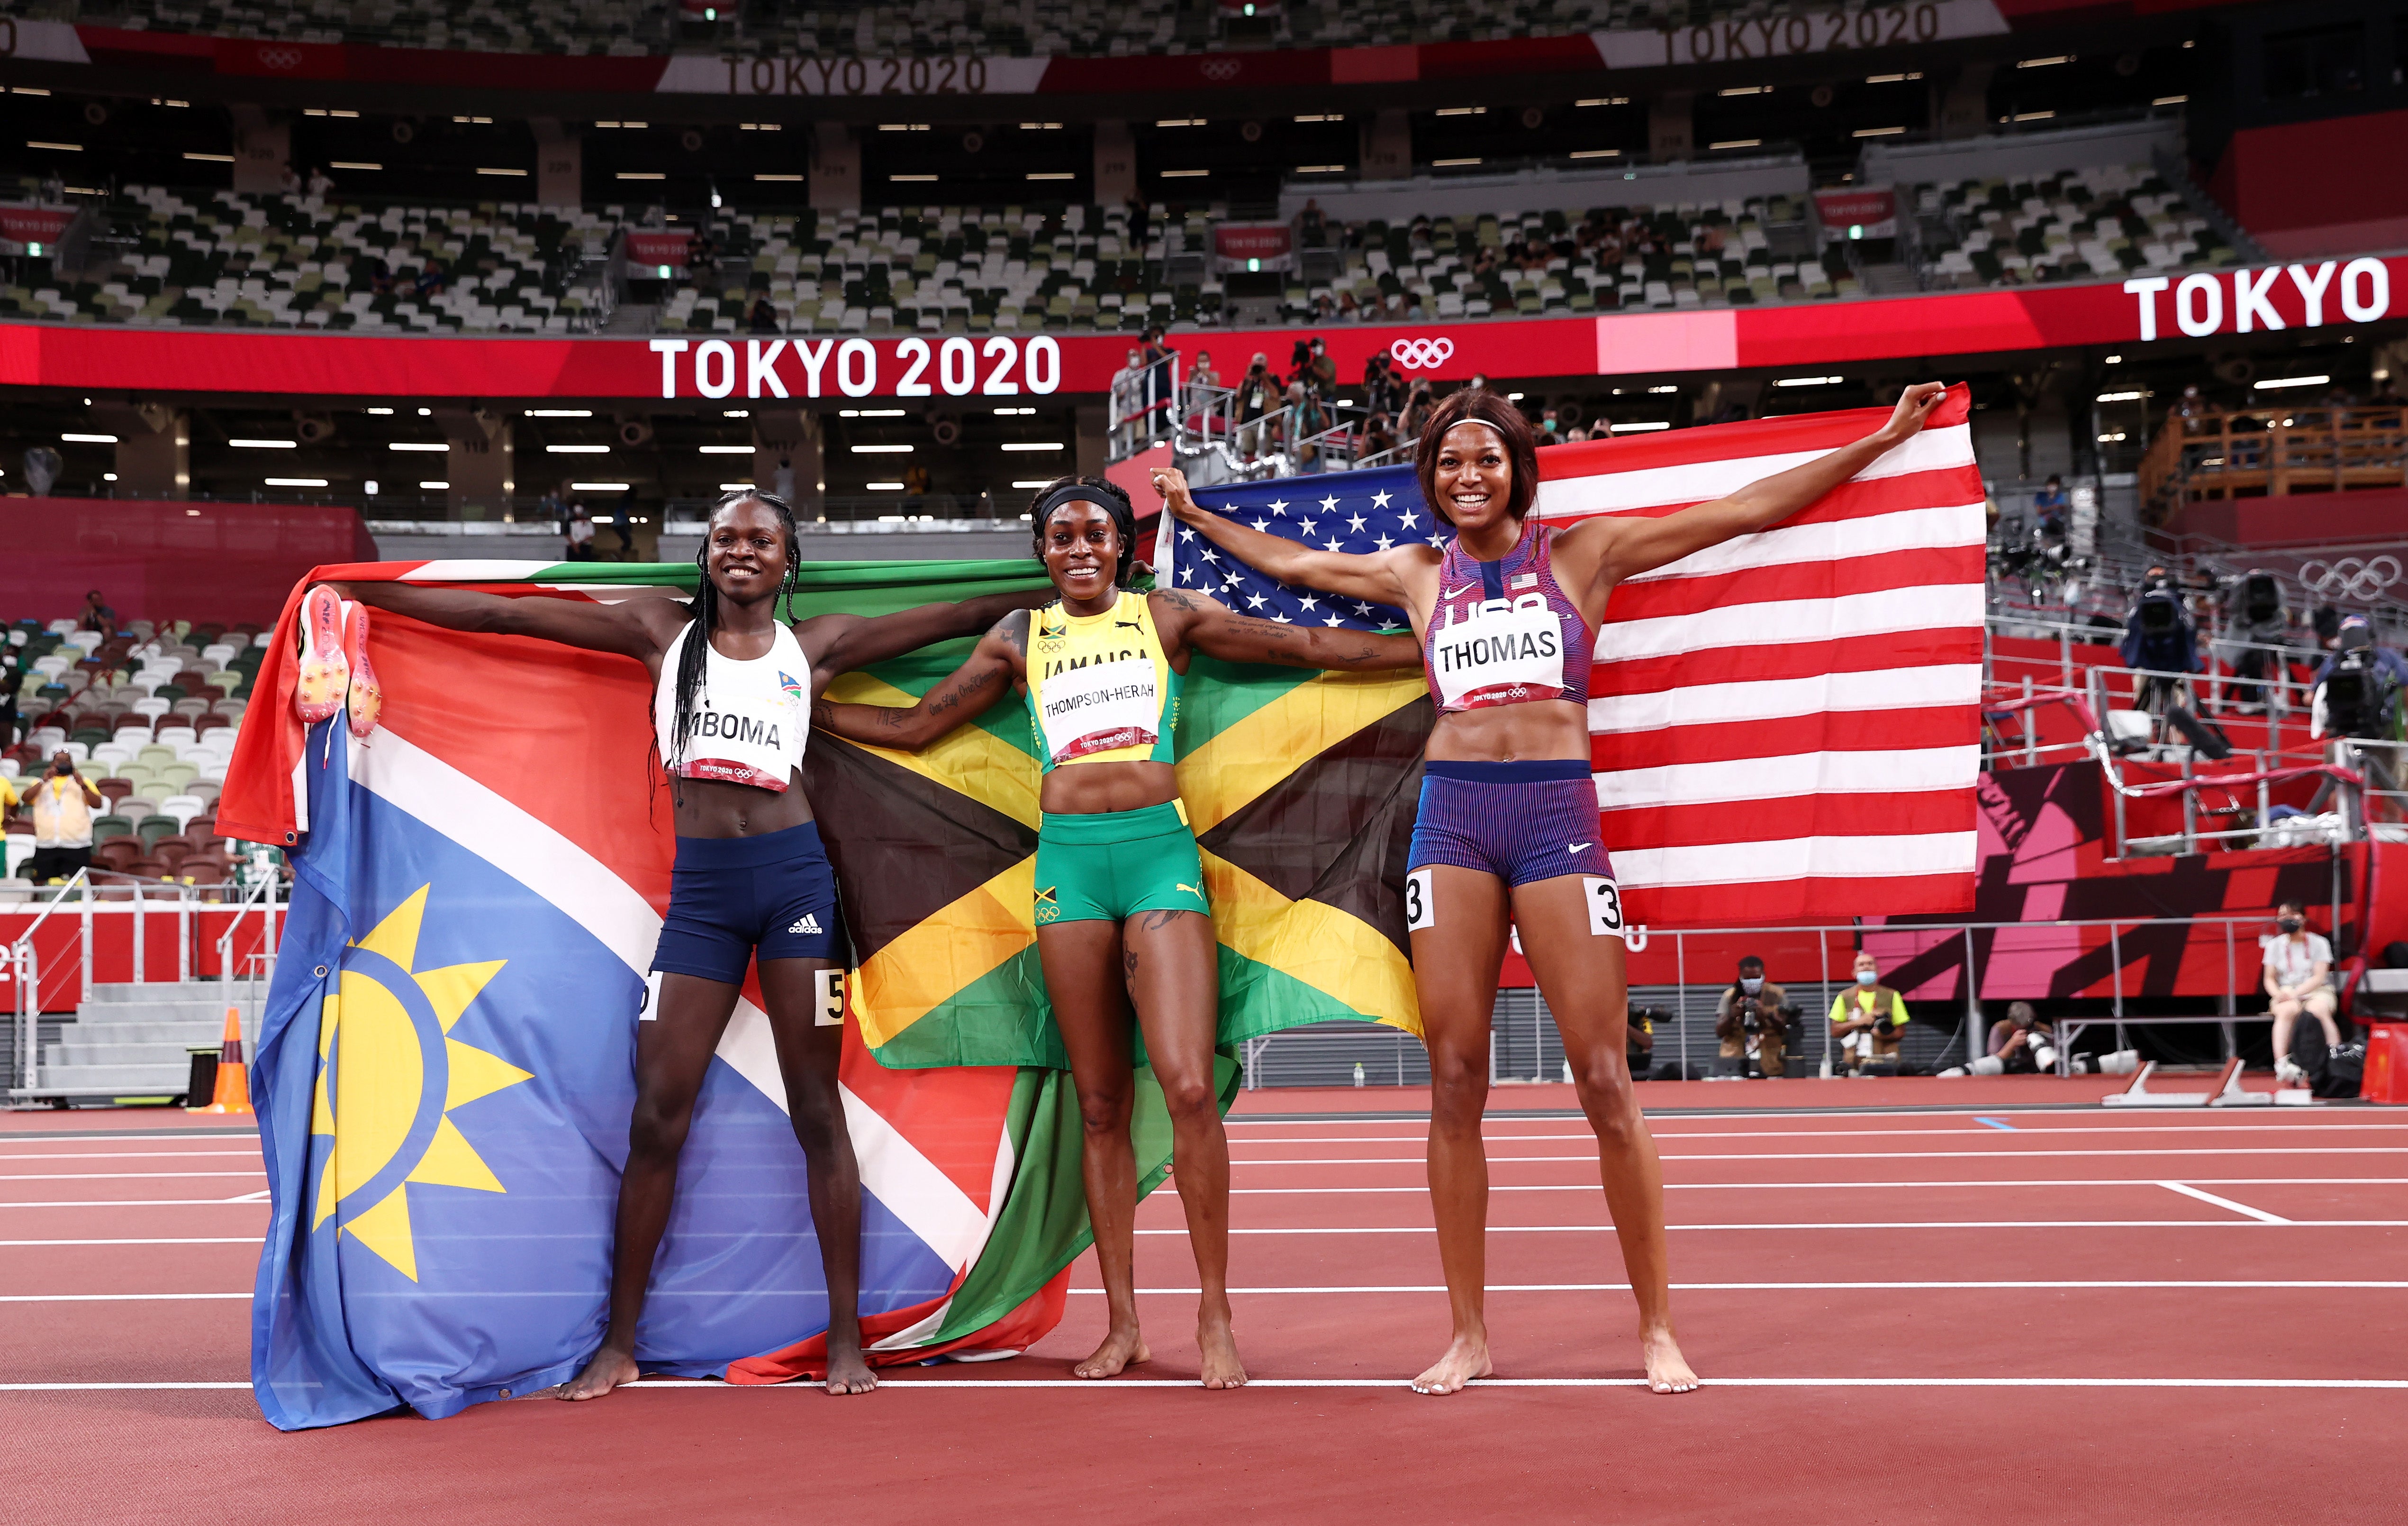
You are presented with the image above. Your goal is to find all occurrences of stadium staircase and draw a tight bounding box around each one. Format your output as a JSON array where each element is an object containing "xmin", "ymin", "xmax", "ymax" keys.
[{"xmin": 13, "ymin": 981, "xmax": 248, "ymax": 1104}]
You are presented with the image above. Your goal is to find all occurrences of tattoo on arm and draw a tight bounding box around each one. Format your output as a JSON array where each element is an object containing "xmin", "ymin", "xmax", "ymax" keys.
[{"xmin": 927, "ymin": 667, "xmax": 1001, "ymax": 717}]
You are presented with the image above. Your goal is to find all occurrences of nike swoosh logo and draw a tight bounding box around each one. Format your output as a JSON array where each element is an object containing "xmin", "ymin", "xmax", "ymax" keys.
[
  {"xmin": 1568, "ymin": 842, "xmax": 1593, "ymax": 853},
  {"xmin": 1443, "ymin": 584, "xmax": 1476, "ymax": 600}
]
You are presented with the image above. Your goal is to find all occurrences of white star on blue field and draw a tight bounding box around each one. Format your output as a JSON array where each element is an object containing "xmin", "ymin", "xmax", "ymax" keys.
[{"xmin": 1168, "ymin": 463, "xmax": 1433, "ymax": 630}]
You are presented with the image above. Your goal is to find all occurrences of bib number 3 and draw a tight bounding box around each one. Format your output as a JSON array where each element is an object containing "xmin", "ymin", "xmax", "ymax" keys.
[
  {"xmin": 1405, "ymin": 868, "xmax": 1435, "ymax": 932},
  {"xmin": 815, "ymin": 968, "xmax": 847, "ymax": 1027},
  {"xmin": 1584, "ymin": 876, "xmax": 1624, "ymax": 936}
]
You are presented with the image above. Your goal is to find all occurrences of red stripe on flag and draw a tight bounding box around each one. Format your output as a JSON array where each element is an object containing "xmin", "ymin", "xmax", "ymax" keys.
[
  {"xmin": 1538, "ymin": 385, "xmax": 1974, "ymax": 480},
  {"xmin": 1545, "ymin": 463, "xmax": 1985, "ymax": 526},
  {"xmin": 1627, "ymin": 869, "xmax": 1976, "ymax": 926},
  {"xmin": 1602, "ymin": 545, "xmax": 1984, "ymax": 624},
  {"xmin": 1600, "ymin": 789, "xmax": 1980, "ymax": 849},
  {"xmin": 1594, "ymin": 706, "xmax": 1978, "ymax": 771},
  {"xmin": 1594, "ymin": 627, "xmax": 1984, "ymax": 698}
]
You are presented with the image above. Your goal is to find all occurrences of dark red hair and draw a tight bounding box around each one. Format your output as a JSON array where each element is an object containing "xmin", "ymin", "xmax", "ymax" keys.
[{"xmin": 1413, "ymin": 388, "xmax": 1540, "ymax": 526}]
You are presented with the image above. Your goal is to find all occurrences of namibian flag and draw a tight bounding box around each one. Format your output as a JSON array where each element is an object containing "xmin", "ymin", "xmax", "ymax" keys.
[{"xmin": 223, "ymin": 556, "xmax": 1426, "ymax": 1426}]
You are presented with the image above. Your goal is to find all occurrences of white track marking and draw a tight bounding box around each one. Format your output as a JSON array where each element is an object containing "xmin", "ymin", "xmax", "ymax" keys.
[
  {"xmin": 1136, "ymin": 1219, "xmax": 2408, "ymax": 1232},
  {"xmin": 1221, "ymin": 1177, "xmax": 2408, "ymax": 1195},
  {"xmin": 9, "ymin": 1377, "xmax": 2407, "ymax": 1392},
  {"xmin": 1071, "ymin": 1280, "xmax": 2408, "ymax": 1294},
  {"xmin": 0, "ymin": 1172, "xmax": 265, "ymax": 1182},
  {"xmin": 1231, "ymin": 1148, "xmax": 2408, "ymax": 1165},
  {"xmin": 2159, "ymin": 1182, "xmax": 2291, "ymax": 1224},
  {"xmin": 0, "ymin": 1238, "xmax": 262, "ymax": 1247}
]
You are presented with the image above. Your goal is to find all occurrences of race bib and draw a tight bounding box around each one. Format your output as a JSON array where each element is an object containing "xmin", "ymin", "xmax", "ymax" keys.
[
  {"xmin": 1036, "ymin": 655, "xmax": 1159, "ymax": 764},
  {"xmin": 1584, "ymin": 876, "xmax": 1623, "ymax": 936},
  {"xmin": 1426, "ymin": 594, "xmax": 1567, "ymax": 709},
  {"xmin": 1405, "ymin": 868, "xmax": 1434, "ymax": 932},
  {"xmin": 815, "ymin": 967, "xmax": 845, "ymax": 1027}
]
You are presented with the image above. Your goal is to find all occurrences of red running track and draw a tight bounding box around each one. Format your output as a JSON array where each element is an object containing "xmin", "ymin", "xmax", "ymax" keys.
[{"xmin": 2, "ymin": 1088, "xmax": 2403, "ymax": 1525}]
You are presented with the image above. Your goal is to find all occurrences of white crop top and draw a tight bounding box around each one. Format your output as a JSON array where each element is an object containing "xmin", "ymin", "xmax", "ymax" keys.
[{"xmin": 651, "ymin": 620, "xmax": 810, "ymax": 792}]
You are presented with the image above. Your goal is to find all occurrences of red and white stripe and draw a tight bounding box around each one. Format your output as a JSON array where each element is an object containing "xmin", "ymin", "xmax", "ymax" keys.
[{"xmin": 1537, "ymin": 386, "xmax": 1983, "ymax": 925}]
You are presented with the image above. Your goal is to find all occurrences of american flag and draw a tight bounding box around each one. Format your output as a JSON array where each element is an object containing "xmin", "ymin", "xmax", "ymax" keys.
[{"xmin": 1159, "ymin": 385, "xmax": 1985, "ymax": 926}]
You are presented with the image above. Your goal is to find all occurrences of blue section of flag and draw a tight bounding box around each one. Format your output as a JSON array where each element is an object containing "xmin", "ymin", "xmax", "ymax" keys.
[
  {"xmin": 248, "ymin": 723, "xmax": 952, "ymax": 1429},
  {"xmin": 1167, "ymin": 463, "xmax": 1436, "ymax": 632}
]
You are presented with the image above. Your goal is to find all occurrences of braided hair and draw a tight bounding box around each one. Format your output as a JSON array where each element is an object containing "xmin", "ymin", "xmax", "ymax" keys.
[
  {"xmin": 1028, "ymin": 474, "xmax": 1138, "ymax": 590},
  {"xmin": 664, "ymin": 489, "xmax": 801, "ymax": 788}
]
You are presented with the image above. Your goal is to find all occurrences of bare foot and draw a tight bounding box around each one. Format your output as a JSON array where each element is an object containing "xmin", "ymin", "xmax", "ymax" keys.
[
  {"xmin": 558, "ymin": 1345, "xmax": 640, "ymax": 1401},
  {"xmin": 1410, "ymin": 1335, "xmax": 1493, "ymax": 1396},
  {"xmin": 1197, "ymin": 1315, "xmax": 1248, "ymax": 1390},
  {"xmin": 824, "ymin": 1344, "xmax": 878, "ymax": 1396},
  {"xmin": 1643, "ymin": 1327, "xmax": 1700, "ymax": 1394},
  {"xmin": 1073, "ymin": 1325, "xmax": 1150, "ymax": 1380}
]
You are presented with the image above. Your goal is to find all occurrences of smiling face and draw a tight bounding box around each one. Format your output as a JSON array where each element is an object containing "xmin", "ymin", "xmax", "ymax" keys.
[
  {"xmin": 1432, "ymin": 421, "xmax": 1514, "ymax": 532},
  {"xmin": 1040, "ymin": 500, "xmax": 1123, "ymax": 606},
  {"xmin": 703, "ymin": 496, "xmax": 791, "ymax": 605}
]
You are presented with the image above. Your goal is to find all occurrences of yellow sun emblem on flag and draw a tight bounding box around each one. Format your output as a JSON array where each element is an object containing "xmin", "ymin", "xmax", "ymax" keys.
[{"xmin": 309, "ymin": 884, "xmax": 532, "ymax": 1282}]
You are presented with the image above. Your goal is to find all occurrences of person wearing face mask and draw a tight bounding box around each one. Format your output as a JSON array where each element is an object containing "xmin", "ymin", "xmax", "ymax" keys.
[
  {"xmin": 1829, "ymin": 953, "xmax": 1910, "ymax": 1075},
  {"xmin": 2263, "ymin": 901, "xmax": 2339, "ymax": 1089},
  {"xmin": 1713, "ymin": 956, "xmax": 1789, "ymax": 1078}
]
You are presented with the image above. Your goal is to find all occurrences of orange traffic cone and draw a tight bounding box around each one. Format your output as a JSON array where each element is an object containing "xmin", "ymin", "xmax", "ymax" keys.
[{"xmin": 187, "ymin": 1006, "xmax": 252, "ymax": 1115}]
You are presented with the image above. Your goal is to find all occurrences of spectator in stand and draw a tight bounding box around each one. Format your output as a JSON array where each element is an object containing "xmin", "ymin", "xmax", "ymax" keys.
[
  {"xmin": 2172, "ymin": 383, "xmax": 2215, "ymax": 435},
  {"xmin": 2263, "ymin": 902, "xmax": 2339, "ymax": 1088},
  {"xmin": 1564, "ymin": 425, "xmax": 1591, "ymax": 443},
  {"xmin": 1698, "ymin": 224, "xmax": 1727, "ymax": 257},
  {"xmin": 1236, "ymin": 353, "xmax": 1277, "ymax": 460},
  {"xmin": 1297, "ymin": 198, "xmax": 1327, "ymax": 248},
  {"xmin": 901, "ymin": 463, "xmax": 931, "ymax": 497},
  {"xmin": 1125, "ymin": 194, "xmax": 1150, "ymax": 252},
  {"xmin": 81, "ymin": 589, "xmax": 116, "ymax": 631},
  {"xmin": 1714, "ymin": 956, "xmax": 1790, "ymax": 1078},
  {"xmin": 566, "ymin": 505, "xmax": 595, "ymax": 561},
  {"xmin": 414, "ymin": 258, "xmax": 448, "ymax": 299},
  {"xmin": 772, "ymin": 456, "xmax": 796, "ymax": 502},
  {"xmin": 368, "ymin": 256, "xmax": 395, "ymax": 297},
  {"xmin": 1290, "ymin": 383, "xmax": 1329, "ymax": 473},
  {"xmin": 1304, "ymin": 336, "xmax": 1338, "ymax": 399},
  {"xmin": 0, "ymin": 653, "xmax": 21, "ymax": 746},
  {"xmin": 747, "ymin": 297, "xmax": 781, "ymax": 334},
  {"xmin": 2031, "ymin": 474, "xmax": 2068, "ymax": 539},
  {"xmin": 1186, "ymin": 349, "xmax": 1219, "ymax": 414},
  {"xmin": 1829, "ymin": 951, "xmax": 1911, "ymax": 1075},
  {"xmin": 1140, "ymin": 326, "xmax": 1173, "ymax": 439},
  {"xmin": 24, "ymin": 750, "xmax": 103, "ymax": 885}
]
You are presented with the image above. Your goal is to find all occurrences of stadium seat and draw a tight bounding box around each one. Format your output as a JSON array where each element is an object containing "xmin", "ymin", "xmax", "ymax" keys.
[
  {"xmin": 91, "ymin": 814, "xmax": 132, "ymax": 844},
  {"xmin": 159, "ymin": 795, "xmax": 207, "ymax": 834}
]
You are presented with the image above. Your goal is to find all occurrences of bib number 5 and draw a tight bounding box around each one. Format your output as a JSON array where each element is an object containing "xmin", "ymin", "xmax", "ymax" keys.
[
  {"xmin": 815, "ymin": 968, "xmax": 847, "ymax": 1027},
  {"xmin": 1583, "ymin": 876, "xmax": 1623, "ymax": 936}
]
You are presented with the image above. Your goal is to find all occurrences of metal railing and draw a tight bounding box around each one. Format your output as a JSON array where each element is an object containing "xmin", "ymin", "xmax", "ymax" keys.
[{"xmin": 9, "ymin": 867, "xmax": 290, "ymax": 1105}]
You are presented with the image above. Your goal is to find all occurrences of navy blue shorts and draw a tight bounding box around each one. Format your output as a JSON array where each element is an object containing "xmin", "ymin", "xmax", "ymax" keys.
[
  {"xmin": 1408, "ymin": 760, "xmax": 1616, "ymax": 887},
  {"xmin": 651, "ymin": 820, "xmax": 848, "ymax": 986}
]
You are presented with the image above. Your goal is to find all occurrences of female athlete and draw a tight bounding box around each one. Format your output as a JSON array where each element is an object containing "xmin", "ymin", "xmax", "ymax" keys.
[
  {"xmin": 315, "ymin": 490, "xmax": 1046, "ymax": 1399},
  {"xmin": 1164, "ymin": 382, "xmax": 1946, "ymax": 1394},
  {"xmin": 813, "ymin": 475, "xmax": 1420, "ymax": 1389}
]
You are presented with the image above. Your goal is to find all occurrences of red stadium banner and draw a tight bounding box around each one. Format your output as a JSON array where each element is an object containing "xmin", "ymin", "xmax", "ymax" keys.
[
  {"xmin": 0, "ymin": 257, "xmax": 2398, "ymax": 400},
  {"xmin": 622, "ymin": 230, "xmax": 695, "ymax": 267},
  {"xmin": 0, "ymin": 204, "xmax": 75, "ymax": 245},
  {"xmin": 1812, "ymin": 186, "xmax": 1898, "ymax": 239},
  {"xmin": 1213, "ymin": 225, "xmax": 1295, "ymax": 263}
]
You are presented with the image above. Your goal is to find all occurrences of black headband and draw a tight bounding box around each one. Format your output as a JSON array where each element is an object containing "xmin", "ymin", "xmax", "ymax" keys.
[{"xmin": 1035, "ymin": 485, "xmax": 1123, "ymax": 524}]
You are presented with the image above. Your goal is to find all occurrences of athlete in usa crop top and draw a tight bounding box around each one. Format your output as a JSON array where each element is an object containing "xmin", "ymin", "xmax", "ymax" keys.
[
  {"xmin": 1161, "ymin": 383, "xmax": 1950, "ymax": 1402},
  {"xmin": 816, "ymin": 475, "xmax": 1419, "ymax": 1394},
  {"xmin": 319, "ymin": 490, "xmax": 1052, "ymax": 1405},
  {"xmin": 1421, "ymin": 518, "xmax": 1594, "ymax": 714}
]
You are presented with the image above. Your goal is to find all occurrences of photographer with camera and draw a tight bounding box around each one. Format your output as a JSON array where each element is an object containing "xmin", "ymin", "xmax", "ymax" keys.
[
  {"xmin": 23, "ymin": 748, "xmax": 105, "ymax": 885},
  {"xmin": 2118, "ymin": 566, "xmax": 2231, "ymax": 758},
  {"xmin": 2306, "ymin": 615, "xmax": 2406, "ymax": 818},
  {"xmin": 1829, "ymin": 952, "xmax": 1911, "ymax": 1076},
  {"xmin": 2213, "ymin": 570, "xmax": 2288, "ymax": 716},
  {"xmin": 1713, "ymin": 956, "xmax": 1796, "ymax": 1078},
  {"xmin": 1983, "ymin": 1002, "xmax": 2059, "ymax": 1074}
]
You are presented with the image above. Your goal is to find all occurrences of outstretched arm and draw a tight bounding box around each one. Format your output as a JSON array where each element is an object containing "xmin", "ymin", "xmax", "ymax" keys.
[
  {"xmin": 811, "ymin": 610, "xmax": 1027, "ymax": 753},
  {"xmin": 1154, "ymin": 588, "xmax": 1421, "ymax": 672},
  {"xmin": 797, "ymin": 585, "xmax": 1049, "ymax": 696},
  {"xmin": 323, "ymin": 580, "xmax": 683, "ymax": 667},
  {"xmin": 1573, "ymin": 381, "xmax": 1948, "ymax": 591},
  {"xmin": 1155, "ymin": 464, "xmax": 1425, "ymax": 609}
]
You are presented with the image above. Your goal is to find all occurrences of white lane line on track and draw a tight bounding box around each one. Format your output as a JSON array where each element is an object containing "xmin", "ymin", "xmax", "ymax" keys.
[
  {"xmin": 0, "ymin": 1238, "xmax": 262, "ymax": 1247},
  {"xmin": 14, "ymin": 1279, "xmax": 2408, "ymax": 1306},
  {"xmin": 0, "ymin": 1199, "xmax": 274, "ymax": 1209},
  {"xmin": 0, "ymin": 1151, "xmax": 263, "ymax": 1161},
  {"xmin": 1229, "ymin": 1124, "xmax": 2408, "ymax": 1144},
  {"xmin": 1234, "ymin": 1148, "xmax": 2408, "ymax": 1164},
  {"xmin": 10, "ymin": 1377, "xmax": 2408, "ymax": 1392},
  {"xmin": 1139, "ymin": 1220, "xmax": 2408, "ymax": 1232},
  {"xmin": 1226, "ymin": 1177, "xmax": 2408, "ymax": 1194},
  {"xmin": 0, "ymin": 1172, "xmax": 265, "ymax": 1182},
  {"xmin": 2160, "ymin": 1181, "xmax": 2291, "ymax": 1224}
]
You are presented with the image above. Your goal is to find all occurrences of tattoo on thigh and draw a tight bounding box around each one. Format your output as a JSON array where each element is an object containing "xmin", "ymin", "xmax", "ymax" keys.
[{"xmin": 1140, "ymin": 908, "xmax": 1181, "ymax": 932}]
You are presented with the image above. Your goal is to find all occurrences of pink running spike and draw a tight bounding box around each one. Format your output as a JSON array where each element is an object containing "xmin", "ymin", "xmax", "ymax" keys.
[
  {"xmin": 342, "ymin": 600, "xmax": 381, "ymax": 739},
  {"xmin": 292, "ymin": 585, "xmax": 349, "ymax": 725}
]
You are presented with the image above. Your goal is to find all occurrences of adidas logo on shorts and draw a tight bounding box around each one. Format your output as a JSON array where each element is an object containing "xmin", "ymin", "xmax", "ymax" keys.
[{"xmin": 788, "ymin": 913, "xmax": 822, "ymax": 936}]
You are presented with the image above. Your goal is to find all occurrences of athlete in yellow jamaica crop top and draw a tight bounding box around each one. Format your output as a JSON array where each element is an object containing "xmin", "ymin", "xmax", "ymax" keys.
[{"xmin": 816, "ymin": 475, "xmax": 1419, "ymax": 1393}]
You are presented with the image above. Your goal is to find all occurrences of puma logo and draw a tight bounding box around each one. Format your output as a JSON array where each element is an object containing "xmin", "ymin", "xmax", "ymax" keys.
[{"xmin": 1177, "ymin": 882, "xmax": 1205, "ymax": 899}]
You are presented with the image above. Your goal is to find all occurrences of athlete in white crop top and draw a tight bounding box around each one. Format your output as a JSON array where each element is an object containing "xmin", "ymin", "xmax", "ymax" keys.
[{"xmin": 317, "ymin": 491, "xmax": 1046, "ymax": 1401}]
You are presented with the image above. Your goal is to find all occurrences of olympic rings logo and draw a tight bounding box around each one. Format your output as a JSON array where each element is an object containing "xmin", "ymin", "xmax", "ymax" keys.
[
  {"xmin": 1200, "ymin": 59, "xmax": 1241, "ymax": 82},
  {"xmin": 255, "ymin": 45, "xmax": 304, "ymax": 70},
  {"xmin": 1388, "ymin": 336, "xmax": 1456, "ymax": 370},
  {"xmin": 2298, "ymin": 555, "xmax": 2403, "ymax": 600}
]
